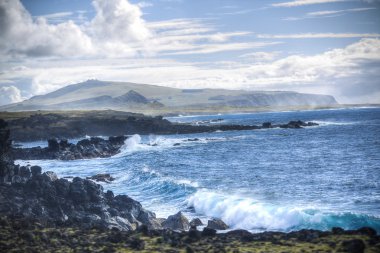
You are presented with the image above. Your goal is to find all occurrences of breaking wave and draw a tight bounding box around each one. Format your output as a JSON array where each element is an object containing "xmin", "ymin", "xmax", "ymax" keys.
[{"xmin": 187, "ymin": 190, "xmax": 380, "ymax": 232}]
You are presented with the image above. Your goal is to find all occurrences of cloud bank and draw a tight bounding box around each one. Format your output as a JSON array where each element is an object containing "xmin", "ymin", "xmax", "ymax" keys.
[
  {"xmin": 0, "ymin": 86, "xmax": 24, "ymax": 106},
  {"xmin": 0, "ymin": 0, "xmax": 380, "ymax": 105}
]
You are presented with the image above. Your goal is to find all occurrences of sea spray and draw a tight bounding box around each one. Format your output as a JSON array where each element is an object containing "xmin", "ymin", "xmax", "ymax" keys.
[{"xmin": 187, "ymin": 190, "xmax": 380, "ymax": 232}]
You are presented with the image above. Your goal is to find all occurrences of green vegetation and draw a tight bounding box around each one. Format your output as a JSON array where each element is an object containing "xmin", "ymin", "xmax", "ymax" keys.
[{"xmin": 1, "ymin": 218, "xmax": 379, "ymax": 253}]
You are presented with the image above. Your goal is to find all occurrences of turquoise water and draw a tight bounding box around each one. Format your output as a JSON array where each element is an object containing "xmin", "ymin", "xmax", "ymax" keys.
[{"xmin": 17, "ymin": 107, "xmax": 380, "ymax": 232}]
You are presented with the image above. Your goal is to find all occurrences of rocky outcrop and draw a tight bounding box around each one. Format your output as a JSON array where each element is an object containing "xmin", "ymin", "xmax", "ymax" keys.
[
  {"xmin": 162, "ymin": 211, "xmax": 190, "ymax": 231},
  {"xmin": 0, "ymin": 167, "xmax": 164, "ymax": 231},
  {"xmin": 11, "ymin": 136, "xmax": 127, "ymax": 160},
  {"xmin": 190, "ymin": 218, "xmax": 203, "ymax": 227},
  {"xmin": 0, "ymin": 121, "xmax": 163, "ymax": 231},
  {"xmin": 206, "ymin": 218, "xmax": 229, "ymax": 230},
  {"xmin": 0, "ymin": 218, "xmax": 377, "ymax": 252},
  {"xmin": 0, "ymin": 119, "xmax": 18, "ymax": 183},
  {"xmin": 87, "ymin": 173, "xmax": 115, "ymax": 183},
  {"xmin": 3, "ymin": 110, "xmax": 319, "ymax": 142},
  {"xmin": 10, "ymin": 119, "xmax": 319, "ymax": 160}
]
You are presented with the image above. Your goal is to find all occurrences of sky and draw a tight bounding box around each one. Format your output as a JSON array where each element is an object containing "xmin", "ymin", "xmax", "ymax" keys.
[{"xmin": 0, "ymin": 0, "xmax": 380, "ymax": 105}]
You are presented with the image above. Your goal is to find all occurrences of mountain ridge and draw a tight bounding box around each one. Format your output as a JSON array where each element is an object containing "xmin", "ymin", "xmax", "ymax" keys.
[{"xmin": 0, "ymin": 80, "xmax": 338, "ymax": 112}]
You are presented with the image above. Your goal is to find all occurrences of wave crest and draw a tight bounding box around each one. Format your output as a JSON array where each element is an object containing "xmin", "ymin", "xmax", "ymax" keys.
[{"xmin": 187, "ymin": 190, "xmax": 380, "ymax": 232}]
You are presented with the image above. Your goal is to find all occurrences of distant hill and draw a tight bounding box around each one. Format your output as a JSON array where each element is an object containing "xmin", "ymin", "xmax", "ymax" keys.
[{"xmin": 0, "ymin": 80, "xmax": 338, "ymax": 112}]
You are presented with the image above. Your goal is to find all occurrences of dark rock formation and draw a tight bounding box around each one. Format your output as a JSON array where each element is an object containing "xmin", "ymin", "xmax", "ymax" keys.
[
  {"xmin": 0, "ymin": 121, "xmax": 163, "ymax": 231},
  {"xmin": 162, "ymin": 211, "xmax": 190, "ymax": 231},
  {"xmin": 87, "ymin": 173, "xmax": 115, "ymax": 183},
  {"xmin": 0, "ymin": 169, "xmax": 164, "ymax": 231},
  {"xmin": 11, "ymin": 136, "xmax": 128, "ymax": 160},
  {"xmin": 0, "ymin": 218, "xmax": 378, "ymax": 252},
  {"xmin": 10, "ymin": 119, "xmax": 319, "ymax": 161},
  {"xmin": 279, "ymin": 120, "xmax": 318, "ymax": 129},
  {"xmin": 190, "ymin": 218, "xmax": 203, "ymax": 227},
  {"xmin": 2, "ymin": 110, "xmax": 319, "ymax": 142},
  {"xmin": 339, "ymin": 239, "xmax": 366, "ymax": 253},
  {"xmin": 206, "ymin": 218, "xmax": 229, "ymax": 230},
  {"xmin": 0, "ymin": 119, "xmax": 17, "ymax": 183}
]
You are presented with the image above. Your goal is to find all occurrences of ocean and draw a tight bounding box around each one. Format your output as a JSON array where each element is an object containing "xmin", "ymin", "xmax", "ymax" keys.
[{"xmin": 17, "ymin": 107, "xmax": 380, "ymax": 233}]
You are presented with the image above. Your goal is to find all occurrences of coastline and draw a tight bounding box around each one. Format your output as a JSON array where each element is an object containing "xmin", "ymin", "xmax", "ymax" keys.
[
  {"xmin": 2, "ymin": 110, "xmax": 380, "ymax": 252},
  {"xmin": 1, "ymin": 216, "xmax": 379, "ymax": 252}
]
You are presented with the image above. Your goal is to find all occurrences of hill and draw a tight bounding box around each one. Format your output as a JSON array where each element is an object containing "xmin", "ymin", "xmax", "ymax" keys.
[{"xmin": 0, "ymin": 80, "xmax": 338, "ymax": 113}]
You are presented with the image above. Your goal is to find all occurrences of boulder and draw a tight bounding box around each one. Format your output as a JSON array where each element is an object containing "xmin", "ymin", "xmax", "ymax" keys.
[
  {"xmin": 48, "ymin": 139, "xmax": 60, "ymax": 151},
  {"xmin": 87, "ymin": 173, "xmax": 115, "ymax": 183},
  {"xmin": 339, "ymin": 239, "xmax": 365, "ymax": 253},
  {"xmin": 262, "ymin": 122, "xmax": 272, "ymax": 128},
  {"xmin": 162, "ymin": 211, "xmax": 190, "ymax": 231},
  {"xmin": 190, "ymin": 218, "xmax": 203, "ymax": 227},
  {"xmin": 201, "ymin": 227, "xmax": 216, "ymax": 236},
  {"xmin": 42, "ymin": 171, "xmax": 58, "ymax": 182},
  {"xmin": 31, "ymin": 166, "xmax": 42, "ymax": 177},
  {"xmin": 206, "ymin": 218, "xmax": 229, "ymax": 230},
  {"xmin": 357, "ymin": 227, "xmax": 377, "ymax": 237}
]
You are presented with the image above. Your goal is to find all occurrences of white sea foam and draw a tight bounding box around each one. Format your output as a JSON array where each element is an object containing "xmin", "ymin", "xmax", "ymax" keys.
[
  {"xmin": 187, "ymin": 190, "xmax": 330, "ymax": 231},
  {"xmin": 140, "ymin": 165, "xmax": 199, "ymax": 188},
  {"xmin": 114, "ymin": 134, "xmax": 150, "ymax": 156},
  {"xmin": 313, "ymin": 120, "xmax": 356, "ymax": 126},
  {"xmin": 114, "ymin": 134, "xmax": 248, "ymax": 156}
]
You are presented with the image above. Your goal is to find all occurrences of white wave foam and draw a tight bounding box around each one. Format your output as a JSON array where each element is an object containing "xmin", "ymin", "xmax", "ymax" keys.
[
  {"xmin": 114, "ymin": 134, "xmax": 151, "ymax": 156},
  {"xmin": 313, "ymin": 120, "xmax": 356, "ymax": 126},
  {"xmin": 175, "ymin": 179, "xmax": 199, "ymax": 188},
  {"xmin": 140, "ymin": 165, "xmax": 199, "ymax": 188},
  {"xmin": 114, "ymin": 134, "xmax": 248, "ymax": 156},
  {"xmin": 187, "ymin": 191, "xmax": 329, "ymax": 231}
]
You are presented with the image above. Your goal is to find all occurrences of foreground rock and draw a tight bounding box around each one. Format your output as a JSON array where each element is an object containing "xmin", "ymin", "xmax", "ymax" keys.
[
  {"xmin": 0, "ymin": 217, "xmax": 378, "ymax": 253},
  {"xmin": 0, "ymin": 119, "xmax": 163, "ymax": 231},
  {"xmin": 0, "ymin": 168, "xmax": 164, "ymax": 231},
  {"xmin": 162, "ymin": 212, "xmax": 190, "ymax": 231},
  {"xmin": 11, "ymin": 136, "xmax": 127, "ymax": 160},
  {"xmin": 207, "ymin": 218, "xmax": 229, "ymax": 230},
  {"xmin": 190, "ymin": 217, "xmax": 203, "ymax": 227}
]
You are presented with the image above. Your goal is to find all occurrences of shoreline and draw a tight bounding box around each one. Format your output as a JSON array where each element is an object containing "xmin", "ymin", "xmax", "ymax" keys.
[
  {"xmin": 1, "ymin": 216, "xmax": 379, "ymax": 252},
  {"xmin": 2, "ymin": 113, "xmax": 380, "ymax": 251},
  {"xmin": 164, "ymin": 104, "xmax": 380, "ymax": 119}
]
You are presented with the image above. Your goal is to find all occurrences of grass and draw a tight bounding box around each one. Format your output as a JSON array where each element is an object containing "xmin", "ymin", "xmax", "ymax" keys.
[{"xmin": 1, "ymin": 218, "xmax": 379, "ymax": 253}]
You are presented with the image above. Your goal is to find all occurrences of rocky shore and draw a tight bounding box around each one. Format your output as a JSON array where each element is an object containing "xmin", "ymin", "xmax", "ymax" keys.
[
  {"xmin": 2, "ymin": 118, "xmax": 379, "ymax": 252},
  {"xmin": 1, "ymin": 110, "xmax": 318, "ymax": 142},
  {"xmin": 11, "ymin": 136, "xmax": 128, "ymax": 160},
  {"xmin": 10, "ymin": 117, "xmax": 318, "ymax": 161},
  {"xmin": 0, "ymin": 119, "xmax": 243, "ymax": 233},
  {"xmin": 1, "ymin": 216, "xmax": 379, "ymax": 252}
]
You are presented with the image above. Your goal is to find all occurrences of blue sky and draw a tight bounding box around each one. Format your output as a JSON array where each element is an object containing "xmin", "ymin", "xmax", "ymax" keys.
[{"xmin": 1, "ymin": 0, "xmax": 380, "ymax": 105}]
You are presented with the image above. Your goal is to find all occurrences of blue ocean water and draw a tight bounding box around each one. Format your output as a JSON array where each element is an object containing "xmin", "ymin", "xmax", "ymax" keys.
[{"xmin": 17, "ymin": 107, "xmax": 380, "ymax": 232}]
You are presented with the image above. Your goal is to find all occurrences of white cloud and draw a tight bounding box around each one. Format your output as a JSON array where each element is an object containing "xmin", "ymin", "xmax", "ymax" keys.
[
  {"xmin": 307, "ymin": 7, "xmax": 375, "ymax": 16},
  {"xmin": 165, "ymin": 42, "xmax": 281, "ymax": 56},
  {"xmin": 40, "ymin": 11, "xmax": 74, "ymax": 19},
  {"xmin": 0, "ymin": 1, "xmax": 261, "ymax": 59},
  {"xmin": 1, "ymin": 0, "xmax": 379, "ymax": 105},
  {"xmin": 0, "ymin": 86, "xmax": 24, "ymax": 105},
  {"xmin": 137, "ymin": 1, "xmax": 153, "ymax": 8},
  {"xmin": 257, "ymin": 33, "xmax": 380, "ymax": 39},
  {"xmin": 0, "ymin": 0, "xmax": 93, "ymax": 58},
  {"xmin": 2, "ymin": 39, "xmax": 379, "ymax": 104},
  {"xmin": 272, "ymin": 0, "xmax": 346, "ymax": 7},
  {"xmin": 239, "ymin": 51, "xmax": 281, "ymax": 62},
  {"xmin": 285, "ymin": 7, "xmax": 376, "ymax": 20}
]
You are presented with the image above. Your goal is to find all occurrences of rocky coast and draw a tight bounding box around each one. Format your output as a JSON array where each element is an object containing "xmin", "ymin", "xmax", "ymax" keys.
[
  {"xmin": 1, "ymin": 110, "xmax": 318, "ymax": 142},
  {"xmin": 1, "ymin": 118, "xmax": 379, "ymax": 252}
]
